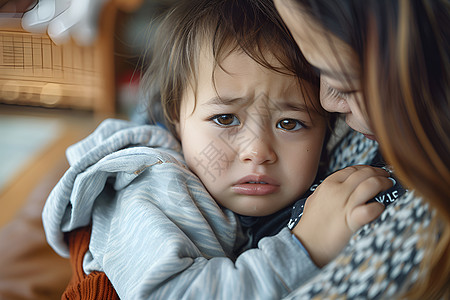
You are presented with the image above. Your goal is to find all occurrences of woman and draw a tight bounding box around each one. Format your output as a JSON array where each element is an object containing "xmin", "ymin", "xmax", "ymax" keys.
[{"xmin": 274, "ymin": 0, "xmax": 449, "ymax": 299}]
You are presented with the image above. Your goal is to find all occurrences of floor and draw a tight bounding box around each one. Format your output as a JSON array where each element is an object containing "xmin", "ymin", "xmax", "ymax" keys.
[
  {"xmin": 0, "ymin": 115, "xmax": 61, "ymax": 191},
  {"xmin": 0, "ymin": 104, "xmax": 101, "ymax": 228}
]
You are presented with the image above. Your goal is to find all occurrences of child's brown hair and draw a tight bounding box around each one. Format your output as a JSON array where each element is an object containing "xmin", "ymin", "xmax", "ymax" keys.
[{"xmin": 141, "ymin": 0, "xmax": 327, "ymax": 136}]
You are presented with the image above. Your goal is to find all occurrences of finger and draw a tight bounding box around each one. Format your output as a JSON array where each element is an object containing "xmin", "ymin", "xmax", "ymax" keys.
[
  {"xmin": 342, "ymin": 166, "xmax": 390, "ymax": 191},
  {"xmin": 21, "ymin": 0, "xmax": 71, "ymax": 33},
  {"xmin": 310, "ymin": 166, "xmax": 385, "ymax": 204},
  {"xmin": 48, "ymin": 0, "xmax": 105, "ymax": 46},
  {"xmin": 347, "ymin": 201, "xmax": 384, "ymax": 232},
  {"xmin": 47, "ymin": 19, "xmax": 71, "ymax": 45},
  {"xmin": 348, "ymin": 175, "xmax": 394, "ymax": 208},
  {"xmin": 345, "ymin": 175, "xmax": 393, "ymax": 231},
  {"xmin": 324, "ymin": 165, "xmax": 366, "ymax": 183},
  {"xmin": 47, "ymin": 6, "xmax": 80, "ymax": 44},
  {"xmin": 21, "ymin": 0, "xmax": 57, "ymax": 33},
  {"xmin": 47, "ymin": 0, "xmax": 91, "ymax": 45}
]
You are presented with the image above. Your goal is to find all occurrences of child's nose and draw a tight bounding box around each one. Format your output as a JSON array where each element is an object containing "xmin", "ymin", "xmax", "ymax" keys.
[{"xmin": 238, "ymin": 136, "xmax": 277, "ymax": 165}]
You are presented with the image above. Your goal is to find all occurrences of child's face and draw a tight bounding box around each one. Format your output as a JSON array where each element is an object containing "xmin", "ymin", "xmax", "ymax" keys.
[{"xmin": 176, "ymin": 50, "xmax": 327, "ymax": 216}]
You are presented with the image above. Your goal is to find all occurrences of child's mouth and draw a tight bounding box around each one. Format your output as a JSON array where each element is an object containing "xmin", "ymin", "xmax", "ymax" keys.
[{"xmin": 232, "ymin": 177, "xmax": 279, "ymax": 195}]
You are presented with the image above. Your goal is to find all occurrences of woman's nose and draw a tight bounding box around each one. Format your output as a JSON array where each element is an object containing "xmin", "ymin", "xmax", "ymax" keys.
[{"xmin": 238, "ymin": 136, "xmax": 277, "ymax": 165}]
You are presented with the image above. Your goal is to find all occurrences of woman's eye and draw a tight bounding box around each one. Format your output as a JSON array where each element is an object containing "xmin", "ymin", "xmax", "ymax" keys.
[
  {"xmin": 325, "ymin": 85, "xmax": 352, "ymax": 100},
  {"xmin": 322, "ymin": 79, "xmax": 355, "ymax": 101},
  {"xmin": 211, "ymin": 114, "xmax": 240, "ymax": 126},
  {"xmin": 276, "ymin": 119, "xmax": 305, "ymax": 131}
]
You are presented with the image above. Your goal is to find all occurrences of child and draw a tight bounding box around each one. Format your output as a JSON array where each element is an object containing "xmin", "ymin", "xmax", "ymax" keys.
[{"xmin": 43, "ymin": 0, "xmax": 392, "ymax": 298}]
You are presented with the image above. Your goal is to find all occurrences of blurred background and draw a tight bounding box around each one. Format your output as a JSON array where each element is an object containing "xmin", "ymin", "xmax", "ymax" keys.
[
  {"xmin": 0, "ymin": 0, "xmax": 177, "ymax": 228},
  {"xmin": 0, "ymin": 2, "xmax": 184, "ymax": 297}
]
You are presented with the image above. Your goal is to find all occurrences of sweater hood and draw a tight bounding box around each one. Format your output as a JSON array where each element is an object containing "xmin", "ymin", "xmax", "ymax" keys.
[{"xmin": 43, "ymin": 119, "xmax": 183, "ymax": 257}]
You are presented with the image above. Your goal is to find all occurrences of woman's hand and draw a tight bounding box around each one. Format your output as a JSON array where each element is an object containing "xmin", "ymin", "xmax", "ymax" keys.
[
  {"xmin": 292, "ymin": 165, "xmax": 392, "ymax": 267},
  {"xmin": 21, "ymin": 0, "xmax": 108, "ymax": 46}
]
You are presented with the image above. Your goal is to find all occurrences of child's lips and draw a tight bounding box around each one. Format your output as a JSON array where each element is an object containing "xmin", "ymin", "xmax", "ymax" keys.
[
  {"xmin": 232, "ymin": 175, "xmax": 280, "ymax": 195},
  {"xmin": 232, "ymin": 183, "xmax": 280, "ymax": 195}
]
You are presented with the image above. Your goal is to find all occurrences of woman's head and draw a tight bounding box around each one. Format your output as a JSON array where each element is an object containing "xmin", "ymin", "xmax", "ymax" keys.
[
  {"xmin": 272, "ymin": 2, "xmax": 373, "ymax": 139},
  {"xmin": 275, "ymin": 0, "xmax": 450, "ymax": 297},
  {"xmin": 275, "ymin": 0, "xmax": 450, "ymax": 208}
]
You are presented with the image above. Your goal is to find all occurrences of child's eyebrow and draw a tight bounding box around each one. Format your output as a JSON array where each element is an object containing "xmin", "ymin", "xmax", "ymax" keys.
[
  {"xmin": 277, "ymin": 101, "xmax": 308, "ymax": 112},
  {"xmin": 205, "ymin": 96, "xmax": 309, "ymax": 112},
  {"xmin": 204, "ymin": 96, "xmax": 249, "ymax": 106}
]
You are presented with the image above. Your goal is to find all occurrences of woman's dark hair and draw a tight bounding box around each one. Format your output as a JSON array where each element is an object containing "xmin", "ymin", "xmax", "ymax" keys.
[{"xmin": 291, "ymin": 0, "xmax": 450, "ymax": 298}]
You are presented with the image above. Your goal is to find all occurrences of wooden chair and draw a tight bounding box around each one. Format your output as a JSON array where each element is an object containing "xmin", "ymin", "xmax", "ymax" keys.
[{"xmin": 0, "ymin": 0, "xmax": 143, "ymax": 117}]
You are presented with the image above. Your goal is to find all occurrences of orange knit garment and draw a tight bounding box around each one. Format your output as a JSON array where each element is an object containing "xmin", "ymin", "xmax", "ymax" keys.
[{"xmin": 63, "ymin": 226, "xmax": 119, "ymax": 300}]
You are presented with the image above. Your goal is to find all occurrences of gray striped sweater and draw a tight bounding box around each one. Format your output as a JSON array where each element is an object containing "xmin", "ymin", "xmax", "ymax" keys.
[{"xmin": 43, "ymin": 119, "xmax": 318, "ymax": 299}]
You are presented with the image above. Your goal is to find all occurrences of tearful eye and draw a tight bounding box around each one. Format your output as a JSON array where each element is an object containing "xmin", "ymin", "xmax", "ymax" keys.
[
  {"xmin": 211, "ymin": 114, "xmax": 240, "ymax": 126},
  {"xmin": 277, "ymin": 119, "xmax": 304, "ymax": 131}
]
